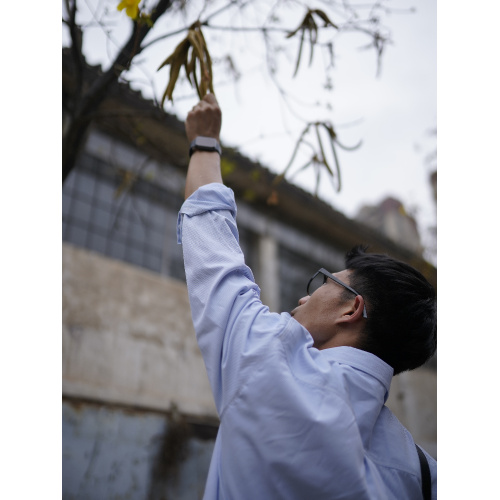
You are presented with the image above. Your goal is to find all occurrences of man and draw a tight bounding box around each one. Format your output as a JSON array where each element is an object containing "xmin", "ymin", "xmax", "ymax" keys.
[{"xmin": 177, "ymin": 94, "xmax": 437, "ymax": 499}]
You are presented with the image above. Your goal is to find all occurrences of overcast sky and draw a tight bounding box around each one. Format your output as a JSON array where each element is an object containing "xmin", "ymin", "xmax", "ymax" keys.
[
  {"xmin": 64, "ymin": 0, "xmax": 437, "ymax": 257},
  {"xmin": 211, "ymin": 0, "xmax": 437, "ymax": 232}
]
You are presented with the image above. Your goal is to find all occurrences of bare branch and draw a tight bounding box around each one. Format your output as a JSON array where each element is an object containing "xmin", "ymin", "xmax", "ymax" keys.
[
  {"xmin": 142, "ymin": 0, "xmax": 256, "ymax": 50},
  {"xmin": 63, "ymin": 0, "xmax": 175, "ymax": 183},
  {"xmin": 65, "ymin": 0, "xmax": 85, "ymax": 100},
  {"xmin": 77, "ymin": 0, "xmax": 173, "ymax": 118}
]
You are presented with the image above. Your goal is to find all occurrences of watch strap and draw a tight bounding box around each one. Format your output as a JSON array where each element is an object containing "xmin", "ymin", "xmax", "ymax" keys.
[{"xmin": 189, "ymin": 136, "xmax": 222, "ymax": 157}]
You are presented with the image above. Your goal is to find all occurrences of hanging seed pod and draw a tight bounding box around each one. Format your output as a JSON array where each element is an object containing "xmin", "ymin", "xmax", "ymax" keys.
[
  {"xmin": 286, "ymin": 9, "xmax": 338, "ymax": 77},
  {"xmin": 157, "ymin": 22, "xmax": 214, "ymax": 106}
]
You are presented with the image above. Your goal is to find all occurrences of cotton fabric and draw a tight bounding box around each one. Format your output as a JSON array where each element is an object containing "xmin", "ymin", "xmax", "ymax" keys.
[{"xmin": 177, "ymin": 183, "xmax": 436, "ymax": 500}]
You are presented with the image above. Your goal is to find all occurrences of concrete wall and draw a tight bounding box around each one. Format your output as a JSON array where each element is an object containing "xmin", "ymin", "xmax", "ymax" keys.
[
  {"xmin": 62, "ymin": 400, "xmax": 214, "ymax": 500},
  {"xmin": 63, "ymin": 243, "xmax": 216, "ymax": 418},
  {"xmin": 387, "ymin": 368, "xmax": 437, "ymax": 458}
]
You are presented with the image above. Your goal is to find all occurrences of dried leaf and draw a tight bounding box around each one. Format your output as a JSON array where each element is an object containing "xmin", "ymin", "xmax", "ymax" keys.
[
  {"xmin": 292, "ymin": 29, "xmax": 306, "ymax": 77},
  {"xmin": 308, "ymin": 22, "xmax": 317, "ymax": 66},
  {"xmin": 333, "ymin": 138, "xmax": 362, "ymax": 151},
  {"xmin": 329, "ymin": 140, "xmax": 342, "ymax": 192},
  {"xmin": 281, "ymin": 124, "xmax": 311, "ymax": 177},
  {"xmin": 312, "ymin": 9, "xmax": 338, "ymax": 29},
  {"xmin": 313, "ymin": 162, "xmax": 320, "ymax": 197},
  {"xmin": 287, "ymin": 9, "xmax": 338, "ymax": 76},
  {"xmin": 157, "ymin": 24, "xmax": 214, "ymax": 105}
]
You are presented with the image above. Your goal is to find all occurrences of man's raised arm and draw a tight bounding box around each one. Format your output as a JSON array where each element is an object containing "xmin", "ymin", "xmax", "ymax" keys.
[
  {"xmin": 184, "ymin": 93, "xmax": 223, "ymax": 199},
  {"xmin": 179, "ymin": 93, "xmax": 282, "ymax": 415}
]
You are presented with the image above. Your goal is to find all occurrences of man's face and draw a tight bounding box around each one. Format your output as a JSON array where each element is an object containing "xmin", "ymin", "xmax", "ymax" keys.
[{"xmin": 291, "ymin": 269, "xmax": 354, "ymax": 349}]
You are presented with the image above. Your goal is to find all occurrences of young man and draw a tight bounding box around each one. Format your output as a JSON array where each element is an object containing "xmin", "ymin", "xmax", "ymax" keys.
[{"xmin": 177, "ymin": 94, "xmax": 437, "ymax": 499}]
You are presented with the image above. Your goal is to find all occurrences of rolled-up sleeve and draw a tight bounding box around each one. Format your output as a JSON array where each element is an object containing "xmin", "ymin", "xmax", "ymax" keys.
[{"xmin": 177, "ymin": 184, "xmax": 286, "ymax": 414}]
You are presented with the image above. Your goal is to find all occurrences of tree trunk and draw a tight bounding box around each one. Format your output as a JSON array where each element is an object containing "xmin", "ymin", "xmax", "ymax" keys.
[{"xmin": 62, "ymin": 0, "xmax": 174, "ymax": 184}]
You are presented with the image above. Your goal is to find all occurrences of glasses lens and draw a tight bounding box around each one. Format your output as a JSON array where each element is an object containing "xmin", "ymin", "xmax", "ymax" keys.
[{"xmin": 308, "ymin": 273, "xmax": 326, "ymax": 295}]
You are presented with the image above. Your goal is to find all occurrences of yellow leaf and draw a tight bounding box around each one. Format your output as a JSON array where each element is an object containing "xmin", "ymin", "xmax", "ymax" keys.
[{"xmin": 117, "ymin": 0, "xmax": 140, "ymax": 20}]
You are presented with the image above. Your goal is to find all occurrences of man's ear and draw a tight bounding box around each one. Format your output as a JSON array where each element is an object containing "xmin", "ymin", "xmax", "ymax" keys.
[{"xmin": 339, "ymin": 295, "xmax": 365, "ymax": 324}]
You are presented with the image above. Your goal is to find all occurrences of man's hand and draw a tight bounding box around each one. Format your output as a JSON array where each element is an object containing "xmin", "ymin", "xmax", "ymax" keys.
[
  {"xmin": 184, "ymin": 93, "xmax": 223, "ymax": 199},
  {"xmin": 185, "ymin": 93, "xmax": 222, "ymax": 143}
]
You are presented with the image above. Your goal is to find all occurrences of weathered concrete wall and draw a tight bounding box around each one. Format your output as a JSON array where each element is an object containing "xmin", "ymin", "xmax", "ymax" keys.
[
  {"xmin": 62, "ymin": 399, "xmax": 214, "ymax": 499},
  {"xmin": 386, "ymin": 368, "xmax": 437, "ymax": 458},
  {"xmin": 63, "ymin": 243, "xmax": 216, "ymax": 417}
]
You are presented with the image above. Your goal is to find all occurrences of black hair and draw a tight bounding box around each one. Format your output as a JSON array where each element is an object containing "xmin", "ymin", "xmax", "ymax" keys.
[{"xmin": 344, "ymin": 245, "xmax": 436, "ymax": 375}]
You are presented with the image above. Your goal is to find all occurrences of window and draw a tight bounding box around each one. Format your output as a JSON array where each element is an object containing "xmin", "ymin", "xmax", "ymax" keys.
[
  {"xmin": 63, "ymin": 152, "xmax": 185, "ymax": 281},
  {"xmin": 237, "ymin": 225, "xmax": 258, "ymax": 276},
  {"xmin": 278, "ymin": 245, "xmax": 327, "ymax": 313}
]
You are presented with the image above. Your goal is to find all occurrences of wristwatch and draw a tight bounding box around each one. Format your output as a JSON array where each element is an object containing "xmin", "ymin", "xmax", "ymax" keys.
[{"xmin": 189, "ymin": 136, "xmax": 222, "ymax": 157}]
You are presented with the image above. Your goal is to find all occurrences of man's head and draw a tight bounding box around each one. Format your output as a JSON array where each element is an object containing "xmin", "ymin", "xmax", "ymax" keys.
[
  {"xmin": 291, "ymin": 268, "xmax": 367, "ymax": 351},
  {"xmin": 343, "ymin": 246, "xmax": 436, "ymax": 374},
  {"xmin": 291, "ymin": 246, "xmax": 437, "ymax": 375}
]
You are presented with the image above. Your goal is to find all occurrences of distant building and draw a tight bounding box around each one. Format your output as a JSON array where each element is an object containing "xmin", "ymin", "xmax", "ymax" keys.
[
  {"xmin": 356, "ymin": 197, "xmax": 423, "ymax": 255},
  {"xmin": 62, "ymin": 50, "xmax": 437, "ymax": 498}
]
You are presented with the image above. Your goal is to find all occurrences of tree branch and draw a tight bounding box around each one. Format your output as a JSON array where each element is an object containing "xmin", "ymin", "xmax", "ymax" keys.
[
  {"xmin": 78, "ymin": 0, "xmax": 174, "ymax": 119},
  {"xmin": 142, "ymin": 0, "xmax": 256, "ymax": 50},
  {"xmin": 65, "ymin": 0, "xmax": 85, "ymax": 99},
  {"xmin": 63, "ymin": 0, "xmax": 174, "ymax": 183}
]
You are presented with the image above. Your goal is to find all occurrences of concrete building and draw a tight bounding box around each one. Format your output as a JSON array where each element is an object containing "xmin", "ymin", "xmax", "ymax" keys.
[
  {"xmin": 356, "ymin": 197, "xmax": 423, "ymax": 255},
  {"xmin": 62, "ymin": 51, "xmax": 437, "ymax": 499}
]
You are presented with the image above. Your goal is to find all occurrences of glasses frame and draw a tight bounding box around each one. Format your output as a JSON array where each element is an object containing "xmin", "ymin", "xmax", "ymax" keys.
[{"xmin": 307, "ymin": 268, "xmax": 368, "ymax": 318}]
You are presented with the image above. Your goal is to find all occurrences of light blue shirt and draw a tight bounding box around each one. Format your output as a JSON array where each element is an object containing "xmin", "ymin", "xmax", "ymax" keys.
[{"xmin": 177, "ymin": 183, "xmax": 437, "ymax": 500}]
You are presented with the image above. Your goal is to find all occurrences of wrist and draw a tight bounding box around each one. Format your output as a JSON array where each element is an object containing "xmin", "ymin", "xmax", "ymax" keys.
[{"xmin": 185, "ymin": 152, "xmax": 222, "ymax": 199}]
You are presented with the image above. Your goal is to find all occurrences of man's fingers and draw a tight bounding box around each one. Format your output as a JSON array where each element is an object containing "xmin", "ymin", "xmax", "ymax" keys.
[
  {"xmin": 185, "ymin": 92, "xmax": 221, "ymax": 142},
  {"xmin": 203, "ymin": 92, "xmax": 218, "ymax": 106},
  {"xmin": 190, "ymin": 95, "xmax": 216, "ymax": 112}
]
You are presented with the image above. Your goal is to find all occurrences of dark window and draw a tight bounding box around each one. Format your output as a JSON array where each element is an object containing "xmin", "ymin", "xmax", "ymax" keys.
[
  {"xmin": 278, "ymin": 245, "xmax": 332, "ymax": 314},
  {"xmin": 238, "ymin": 225, "xmax": 257, "ymax": 275},
  {"xmin": 63, "ymin": 153, "xmax": 186, "ymax": 281}
]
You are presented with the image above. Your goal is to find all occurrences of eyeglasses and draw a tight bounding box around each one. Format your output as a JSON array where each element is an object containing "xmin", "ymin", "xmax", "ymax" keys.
[{"xmin": 307, "ymin": 268, "xmax": 368, "ymax": 318}]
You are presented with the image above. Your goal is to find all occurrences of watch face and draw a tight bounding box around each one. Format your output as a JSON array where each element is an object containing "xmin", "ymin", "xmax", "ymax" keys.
[{"xmin": 196, "ymin": 137, "xmax": 216, "ymax": 148}]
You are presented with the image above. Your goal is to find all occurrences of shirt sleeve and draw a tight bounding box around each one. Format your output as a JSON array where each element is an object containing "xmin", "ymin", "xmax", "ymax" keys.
[{"xmin": 177, "ymin": 183, "xmax": 288, "ymax": 415}]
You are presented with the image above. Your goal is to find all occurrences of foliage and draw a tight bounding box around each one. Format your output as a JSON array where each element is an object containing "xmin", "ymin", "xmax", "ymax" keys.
[
  {"xmin": 117, "ymin": 0, "xmax": 141, "ymax": 19},
  {"xmin": 157, "ymin": 21, "xmax": 214, "ymax": 105}
]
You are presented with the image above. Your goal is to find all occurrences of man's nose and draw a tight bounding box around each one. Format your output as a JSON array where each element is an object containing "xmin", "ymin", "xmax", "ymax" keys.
[{"xmin": 298, "ymin": 295, "xmax": 310, "ymax": 306}]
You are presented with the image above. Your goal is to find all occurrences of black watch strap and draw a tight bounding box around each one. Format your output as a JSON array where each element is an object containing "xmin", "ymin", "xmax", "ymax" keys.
[{"xmin": 189, "ymin": 136, "xmax": 222, "ymax": 157}]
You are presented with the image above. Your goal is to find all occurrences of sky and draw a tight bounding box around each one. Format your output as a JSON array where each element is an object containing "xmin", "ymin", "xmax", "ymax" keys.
[{"xmin": 63, "ymin": 0, "xmax": 437, "ymax": 260}]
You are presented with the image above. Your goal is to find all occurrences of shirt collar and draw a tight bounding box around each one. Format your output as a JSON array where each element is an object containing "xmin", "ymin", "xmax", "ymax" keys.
[{"xmin": 319, "ymin": 345, "xmax": 394, "ymax": 399}]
